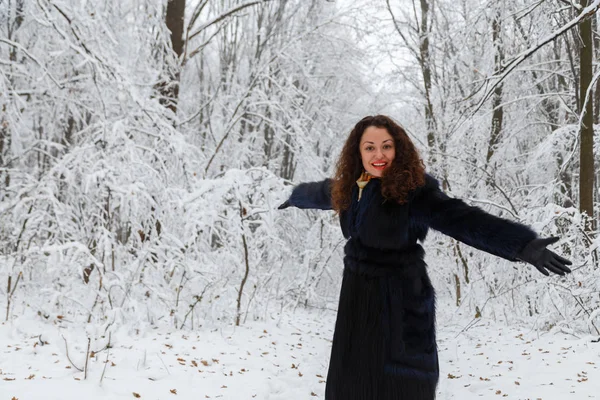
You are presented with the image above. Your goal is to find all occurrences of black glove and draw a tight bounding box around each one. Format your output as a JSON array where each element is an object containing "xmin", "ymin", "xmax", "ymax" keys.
[
  {"xmin": 277, "ymin": 200, "xmax": 291, "ymax": 210},
  {"xmin": 517, "ymin": 237, "xmax": 572, "ymax": 276}
]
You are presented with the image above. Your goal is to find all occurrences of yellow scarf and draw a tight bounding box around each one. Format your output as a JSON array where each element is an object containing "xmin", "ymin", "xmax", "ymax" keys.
[{"xmin": 356, "ymin": 171, "xmax": 374, "ymax": 201}]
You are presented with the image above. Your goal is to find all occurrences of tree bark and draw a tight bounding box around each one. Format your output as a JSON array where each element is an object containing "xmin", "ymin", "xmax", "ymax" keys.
[
  {"xmin": 236, "ymin": 201, "xmax": 250, "ymax": 326},
  {"xmin": 1, "ymin": 0, "xmax": 25, "ymax": 193},
  {"xmin": 166, "ymin": 0, "xmax": 185, "ymax": 57},
  {"xmin": 593, "ymin": 13, "xmax": 600, "ymax": 125},
  {"xmin": 486, "ymin": 12, "xmax": 504, "ymax": 169},
  {"xmin": 593, "ymin": 13, "xmax": 600, "ymax": 210},
  {"xmin": 386, "ymin": 0, "xmax": 437, "ymax": 164},
  {"xmin": 578, "ymin": 0, "xmax": 595, "ymax": 231},
  {"xmin": 419, "ymin": 0, "xmax": 437, "ymax": 165},
  {"xmin": 0, "ymin": 104, "xmax": 8, "ymax": 191},
  {"xmin": 162, "ymin": 0, "xmax": 186, "ymax": 113}
]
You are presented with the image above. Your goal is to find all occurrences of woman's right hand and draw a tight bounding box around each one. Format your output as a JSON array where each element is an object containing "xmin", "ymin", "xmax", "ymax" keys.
[
  {"xmin": 277, "ymin": 200, "xmax": 291, "ymax": 209},
  {"xmin": 517, "ymin": 237, "xmax": 572, "ymax": 276}
]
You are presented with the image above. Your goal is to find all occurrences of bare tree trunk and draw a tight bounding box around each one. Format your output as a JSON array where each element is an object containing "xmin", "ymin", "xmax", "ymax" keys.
[
  {"xmin": 453, "ymin": 273, "xmax": 461, "ymax": 307},
  {"xmin": 418, "ymin": 0, "xmax": 437, "ymax": 165},
  {"xmin": 281, "ymin": 133, "xmax": 296, "ymax": 180},
  {"xmin": 513, "ymin": 13, "xmax": 572, "ymax": 205},
  {"xmin": 593, "ymin": 14, "xmax": 600, "ymax": 210},
  {"xmin": 578, "ymin": 0, "xmax": 595, "ymax": 231},
  {"xmin": 386, "ymin": 0, "xmax": 437, "ymax": 165},
  {"xmin": 161, "ymin": 0, "xmax": 185, "ymax": 113},
  {"xmin": 166, "ymin": 0, "xmax": 185, "ymax": 57},
  {"xmin": 557, "ymin": 29, "xmax": 577, "ymax": 206},
  {"xmin": 0, "ymin": 104, "xmax": 8, "ymax": 191},
  {"xmin": 593, "ymin": 13, "xmax": 600, "ymax": 125},
  {"xmin": 486, "ymin": 12, "xmax": 504, "ymax": 170},
  {"xmin": 1, "ymin": 0, "xmax": 25, "ymax": 194},
  {"xmin": 236, "ymin": 201, "xmax": 250, "ymax": 326}
]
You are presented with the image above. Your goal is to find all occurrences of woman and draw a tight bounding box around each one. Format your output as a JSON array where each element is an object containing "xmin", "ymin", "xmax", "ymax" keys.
[{"xmin": 278, "ymin": 115, "xmax": 571, "ymax": 399}]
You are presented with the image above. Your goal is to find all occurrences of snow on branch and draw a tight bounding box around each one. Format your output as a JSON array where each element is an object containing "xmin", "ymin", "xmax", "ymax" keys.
[
  {"xmin": 0, "ymin": 38, "xmax": 64, "ymax": 89},
  {"xmin": 472, "ymin": 0, "xmax": 600, "ymax": 112},
  {"xmin": 188, "ymin": 1, "xmax": 273, "ymax": 42}
]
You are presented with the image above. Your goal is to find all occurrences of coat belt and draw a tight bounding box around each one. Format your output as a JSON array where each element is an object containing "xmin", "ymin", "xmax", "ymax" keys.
[{"xmin": 343, "ymin": 241, "xmax": 426, "ymax": 277}]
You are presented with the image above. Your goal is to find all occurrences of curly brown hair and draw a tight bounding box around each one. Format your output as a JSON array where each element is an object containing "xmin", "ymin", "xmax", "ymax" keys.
[{"xmin": 331, "ymin": 115, "xmax": 426, "ymax": 211}]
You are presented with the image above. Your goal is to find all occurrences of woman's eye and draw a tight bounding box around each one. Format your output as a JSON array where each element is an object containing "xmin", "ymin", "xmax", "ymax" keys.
[
  {"xmin": 384, "ymin": 145, "xmax": 392, "ymax": 149},
  {"xmin": 365, "ymin": 146, "xmax": 374, "ymax": 151}
]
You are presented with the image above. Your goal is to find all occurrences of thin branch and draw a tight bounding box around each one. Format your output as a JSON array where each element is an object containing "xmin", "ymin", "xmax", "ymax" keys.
[
  {"xmin": 236, "ymin": 200, "xmax": 251, "ymax": 327},
  {"xmin": 176, "ymin": 86, "xmax": 220, "ymax": 127},
  {"xmin": 37, "ymin": 0, "xmax": 117, "ymax": 78},
  {"xmin": 466, "ymin": 198, "xmax": 518, "ymax": 219},
  {"xmin": 203, "ymin": 14, "xmax": 346, "ymax": 176},
  {"xmin": 156, "ymin": 352, "xmax": 171, "ymax": 375},
  {"xmin": 548, "ymin": 282, "xmax": 600, "ymax": 335},
  {"xmin": 0, "ymin": 38, "xmax": 64, "ymax": 89},
  {"xmin": 185, "ymin": 25, "xmax": 226, "ymax": 63},
  {"xmin": 556, "ymin": 0, "xmax": 584, "ymax": 10},
  {"xmin": 175, "ymin": 270, "xmax": 187, "ymax": 308},
  {"xmin": 188, "ymin": 1, "xmax": 272, "ymax": 41},
  {"xmin": 455, "ymin": 277, "xmax": 537, "ymax": 338},
  {"xmin": 9, "ymin": 271, "xmax": 22, "ymax": 298},
  {"xmin": 558, "ymin": 67, "xmax": 600, "ymax": 174},
  {"xmin": 179, "ymin": 283, "xmax": 211, "ymax": 330},
  {"xmin": 429, "ymin": 151, "xmax": 519, "ymax": 216},
  {"xmin": 84, "ymin": 338, "xmax": 91, "ymax": 380},
  {"xmin": 187, "ymin": 0, "xmax": 210, "ymax": 33},
  {"xmin": 99, "ymin": 333, "xmax": 111, "ymax": 384},
  {"xmin": 62, "ymin": 335, "xmax": 84, "ymax": 372},
  {"xmin": 385, "ymin": 0, "xmax": 421, "ymax": 62},
  {"xmin": 465, "ymin": 0, "xmax": 600, "ymax": 123}
]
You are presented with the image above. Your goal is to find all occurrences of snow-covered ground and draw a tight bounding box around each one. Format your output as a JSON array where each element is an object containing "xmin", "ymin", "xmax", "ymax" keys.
[{"xmin": 1, "ymin": 308, "xmax": 598, "ymax": 399}]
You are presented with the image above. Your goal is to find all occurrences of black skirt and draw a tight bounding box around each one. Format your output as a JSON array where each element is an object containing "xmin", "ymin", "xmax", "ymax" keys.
[{"xmin": 325, "ymin": 264, "xmax": 439, "ymax": 400}]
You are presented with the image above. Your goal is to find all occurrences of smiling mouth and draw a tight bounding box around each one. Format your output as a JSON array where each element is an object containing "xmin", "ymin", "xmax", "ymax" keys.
[{"xmin": 372, "ymin": 162, "xmax": 387, "ymax": 170}]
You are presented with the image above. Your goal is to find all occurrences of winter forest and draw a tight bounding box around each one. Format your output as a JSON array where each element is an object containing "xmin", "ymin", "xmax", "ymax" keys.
[{"xmin": 0, "ymin": 0, "xmax": 599, "ymax": 399}]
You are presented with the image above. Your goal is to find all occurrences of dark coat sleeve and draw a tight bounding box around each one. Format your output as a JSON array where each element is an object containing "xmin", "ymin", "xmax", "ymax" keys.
[
  {"xmin": 287, "ymin": 179, "xmax": 333, "ymax": 210},
  {"xmin": 412, "ymin": 175, "xmax": 537, "ymax": 261}
]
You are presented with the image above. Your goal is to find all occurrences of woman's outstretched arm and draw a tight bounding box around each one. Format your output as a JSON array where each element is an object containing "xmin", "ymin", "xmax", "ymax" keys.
[
  {"xmin": 278, "ymin": 179, "xmax": 333, "ymax": 210},
  {"xmin": 412, "ymin": 175, "xmax": 571, "ymax": 275}
]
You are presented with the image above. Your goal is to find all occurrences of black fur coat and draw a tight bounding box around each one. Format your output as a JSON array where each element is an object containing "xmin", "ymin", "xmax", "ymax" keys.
[
  {"xmin": 289, "ymin": 174, "xmax": 537, "ymax": 260},
  {"xmin": 287, "ymin": 174, "xmax": 537, "ymax": 399}
]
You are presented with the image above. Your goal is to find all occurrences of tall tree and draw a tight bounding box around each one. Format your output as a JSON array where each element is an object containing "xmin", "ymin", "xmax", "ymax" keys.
[
  {"xmin": 578, "ymin": 0, "xmax": 595, "ymax": 230},
  {"xmin": 160, "ymin": 0, "xmax": 185, "ymax": 113},
  {"xmin": 486, "ymin": 9, "xmax": 504, "ymax": 170},
  {"xmin": 593, "ymin": 13, "xmax": 600, "ymax": 125},
  {"xmin": 386, "ymin": 0, "xmax": 437, "ymax": 165},
  {"xmin": 1, "ymin": 0, "xmax": 25, "ymax": 193}
]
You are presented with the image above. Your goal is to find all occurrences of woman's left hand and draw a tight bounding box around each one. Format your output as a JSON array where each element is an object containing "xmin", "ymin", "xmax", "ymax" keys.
[{"xmin": 517, "ymin": 237, "xmax": 572, "ymax": 276}]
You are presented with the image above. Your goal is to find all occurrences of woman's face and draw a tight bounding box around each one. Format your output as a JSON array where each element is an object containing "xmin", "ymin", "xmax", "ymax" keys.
[{"xmin": 359, "ymin": 126, "xmax": 395, "ymax": 177}]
